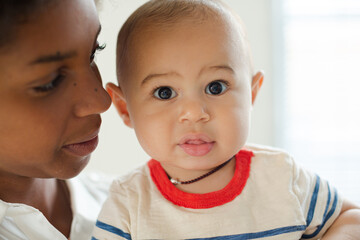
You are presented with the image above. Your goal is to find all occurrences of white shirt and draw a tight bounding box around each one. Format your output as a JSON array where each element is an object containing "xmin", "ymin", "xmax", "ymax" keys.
[
  {"xmin": 93, "ymin": 145, "xmax": 342, "ymax": 240},
  {"xmin": 0, "ymin": 173, "xmax": 112, "ymax": 240}
]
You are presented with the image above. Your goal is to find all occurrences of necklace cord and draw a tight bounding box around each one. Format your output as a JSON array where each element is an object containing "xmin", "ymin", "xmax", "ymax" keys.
[{"xmin": 167, "ymin": 157, "xmax": 233, "ymax": 185}]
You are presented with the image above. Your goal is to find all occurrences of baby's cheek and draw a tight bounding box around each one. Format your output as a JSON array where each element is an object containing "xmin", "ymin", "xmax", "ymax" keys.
[
  {"xmin": 224, "ymin": 112, "xmax": 250, "ymax": 148},
  {"xmin": 134, "ymin": 120, "xmax": 168, "ymax": 158}
]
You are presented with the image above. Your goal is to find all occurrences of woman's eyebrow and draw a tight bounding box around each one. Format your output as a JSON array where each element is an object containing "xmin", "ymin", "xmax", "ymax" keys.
[
  {"xmin": 29, "ymin": 25, "xmax": 102, "ymax": 65},
  {"xmin": 29, "ymin": 51, "xmax": 77, "ymax": 65}
]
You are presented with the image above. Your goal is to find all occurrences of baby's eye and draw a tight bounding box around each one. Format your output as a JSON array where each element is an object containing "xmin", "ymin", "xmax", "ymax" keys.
[
  {"xmin": 205, "ymin": 80, "xmax": 228, "ymax": 95},
  {"xmin": 153, "ymin": 86, "xmax": 177, "ymax": 100}
]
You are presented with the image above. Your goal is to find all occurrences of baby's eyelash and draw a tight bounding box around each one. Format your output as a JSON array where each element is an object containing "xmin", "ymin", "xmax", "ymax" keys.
[{"xmin": 151, "ymin": 85, "xmax": 162, "ymax": 95}]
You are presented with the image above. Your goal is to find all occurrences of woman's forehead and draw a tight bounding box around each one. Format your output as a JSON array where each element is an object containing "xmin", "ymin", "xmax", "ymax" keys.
[
  {"xmin": 1, "ymin": 0, "xmax": 98, "ymax": 53},
  {"xmin": 0, "ymin": 1, "xmax": 60, "ymax": 51},
  {"xmin": 0, "ymin": 0, "xmax": 100, "ymax": 87}
]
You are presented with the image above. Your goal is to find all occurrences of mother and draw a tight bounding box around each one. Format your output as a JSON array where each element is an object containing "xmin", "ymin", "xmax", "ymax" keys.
[{"xmin": 0, "ymin": 0, "xmax": 112, "ymax": 239}]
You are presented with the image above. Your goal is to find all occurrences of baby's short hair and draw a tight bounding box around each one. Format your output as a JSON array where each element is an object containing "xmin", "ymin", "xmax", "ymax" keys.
[{"xmin": 116, "ymin": 0, "xmax": 253, "ymax": 83}]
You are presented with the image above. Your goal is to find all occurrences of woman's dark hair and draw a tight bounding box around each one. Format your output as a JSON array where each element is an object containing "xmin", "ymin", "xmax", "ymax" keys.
[{"xmin": 0, "ymin": 0, "xmax": 52, "ymax": 49}]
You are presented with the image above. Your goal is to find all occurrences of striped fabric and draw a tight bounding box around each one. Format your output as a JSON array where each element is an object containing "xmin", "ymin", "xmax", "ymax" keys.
[{"xmin": 92, "ymin": 144, "xmax": 342, "ymax": 240}]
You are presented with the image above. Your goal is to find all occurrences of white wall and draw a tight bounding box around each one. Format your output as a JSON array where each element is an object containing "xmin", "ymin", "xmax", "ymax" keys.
[{"xmin": 86, "ymin": 0, "xmax": 275, "ymax": 175}]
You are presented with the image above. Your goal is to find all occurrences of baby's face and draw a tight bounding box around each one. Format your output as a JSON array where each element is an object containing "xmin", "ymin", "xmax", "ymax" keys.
[{"xmin": 120, "ymin": 18, "xmax": 253, "ymax": 172}]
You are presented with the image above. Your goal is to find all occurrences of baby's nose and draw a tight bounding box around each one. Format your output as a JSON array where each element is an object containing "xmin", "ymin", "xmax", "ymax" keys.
[{"xmin": 178, "ymin": 98, "xmax": 210, "ymax": 123}]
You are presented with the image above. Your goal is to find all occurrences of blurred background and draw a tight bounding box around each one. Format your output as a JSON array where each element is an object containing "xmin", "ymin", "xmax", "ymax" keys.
[{"xmin": 87, "ymin": 0, "xmax": 360, "ymax": 204}]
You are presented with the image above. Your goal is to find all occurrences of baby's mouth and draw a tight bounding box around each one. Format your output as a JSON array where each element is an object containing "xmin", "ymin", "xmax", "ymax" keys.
[{"xmin": 178, "ymin": 135, "xmax": 214, "ymax": 157}]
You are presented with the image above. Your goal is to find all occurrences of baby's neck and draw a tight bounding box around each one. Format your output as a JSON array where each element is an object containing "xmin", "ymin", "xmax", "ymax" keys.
[{"xmin": 163, "ymin": 158, "xmax": 236, "ymax": 194}]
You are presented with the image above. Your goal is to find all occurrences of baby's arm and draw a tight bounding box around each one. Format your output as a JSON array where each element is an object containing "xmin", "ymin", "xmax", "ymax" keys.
[
  {"xmin": 321, "ymin": 199, "xmax": 360, "ymax": 240},
  {"xmin": 92, "ymin": 181, "xmax": 132, "ymax": 240}
]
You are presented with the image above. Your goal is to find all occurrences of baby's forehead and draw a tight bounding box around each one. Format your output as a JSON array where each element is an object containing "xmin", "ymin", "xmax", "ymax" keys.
[
  {"xmin": 116, "ymin": 0, "xmax": 253, "ymax": 81},
  {"xmin": 131, "ymin": 15, "xmax": 249, "ymax": 59},
  {"xmin": 131, "ymin": 2, "xmax": 246, "ymax": 40}
]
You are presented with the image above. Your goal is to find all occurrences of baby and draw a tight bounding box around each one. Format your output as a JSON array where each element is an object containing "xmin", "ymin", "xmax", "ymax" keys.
[{"xmin": 93, "ymin": 0, "xmax": 360, "ymax": 239}]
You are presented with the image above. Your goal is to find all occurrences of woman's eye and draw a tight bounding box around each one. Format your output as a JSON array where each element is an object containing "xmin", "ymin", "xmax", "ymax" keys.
[
  {"xmin": 33, "ymin": 74, "xmax": 65, "ymax": 93},
  {"xmin": 205, "ymin": 80, "xmax": 228, "ymax": 95},
  {"xmin": 153, "ymin": 86, "xmax": 177, "ymax": 100},
  {"xmin": 90, "ymin": 43, "xmax": 106, "ymax": 62}
]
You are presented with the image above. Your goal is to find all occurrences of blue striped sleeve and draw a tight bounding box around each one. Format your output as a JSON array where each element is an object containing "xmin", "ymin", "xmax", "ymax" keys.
[
  {"xmin": 305, "ymin": 175, "xmax": 321, "ymax": 227},
  {"xmin": 302, "ymin": 187, "xmax": 339, "ymax": 239},
  {"xmin": 93, "ymin": 220, "xmax": 132, "ymax": 240},
  {"xmin": 188, "ymin": 225, "xmax": 306, "ymax": 239},
  {"xmin": 302, "ymin": 176, "xmax": 340, "ymax": 239}
]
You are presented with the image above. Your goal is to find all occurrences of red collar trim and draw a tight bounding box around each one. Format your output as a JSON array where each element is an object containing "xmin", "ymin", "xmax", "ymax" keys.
[{"xmin": 148, "ymin": 149, "xmax": 253, "ymax": 209}]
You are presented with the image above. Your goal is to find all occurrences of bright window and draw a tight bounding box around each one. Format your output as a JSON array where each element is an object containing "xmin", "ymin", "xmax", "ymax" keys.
[{"xmin": 280, "ymin": 0, "xmax": 360, "ymax": 204}]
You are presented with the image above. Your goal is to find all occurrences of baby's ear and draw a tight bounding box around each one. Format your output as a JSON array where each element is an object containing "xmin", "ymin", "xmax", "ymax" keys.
[
  {"xmin": 106, "ymin": 82, "xmax": 133, "ymax": 128},
  {"xmin": 251, "ymin": 71, "xmax": 264, "ymax": 105}
]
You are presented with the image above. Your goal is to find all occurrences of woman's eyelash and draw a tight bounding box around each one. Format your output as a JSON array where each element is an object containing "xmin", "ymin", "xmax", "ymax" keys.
[
  {"xmin": 91, "ymin": 43, "xmax": 106, "ymax": 61},
  {"xmin": 97, "ymin": 43, "xmax": 106, "ymax": 51},
  {"xmin": 33, "ymin": 74, "xmax": 65, "ymax": 93}
]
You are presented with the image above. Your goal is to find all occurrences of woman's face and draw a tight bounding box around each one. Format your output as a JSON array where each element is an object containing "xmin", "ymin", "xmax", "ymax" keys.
[{"xmin": 0, "ymin": 0, "xmax": 111, "ymax": 179}]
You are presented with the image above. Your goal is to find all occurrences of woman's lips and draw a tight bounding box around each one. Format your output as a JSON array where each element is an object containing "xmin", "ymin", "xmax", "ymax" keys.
[
  {"xmin": 178, "ymin": 134, "xmax": 214, "ymax": 157},
  {"xmin": 63, "ymin": 135, "xmax": 99, "ymax": 157}
]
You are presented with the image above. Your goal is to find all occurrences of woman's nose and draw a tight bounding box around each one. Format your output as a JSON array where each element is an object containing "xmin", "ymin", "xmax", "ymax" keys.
[
  {"xmin": 178, "ymin": 98, "xmax": 210, "ymax": 124},
  {"xmin": 73, "ymin": 67, "xmax": 111, "ymax": 117}
]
